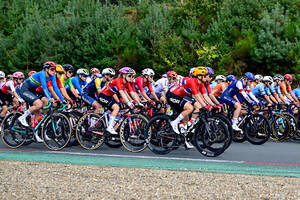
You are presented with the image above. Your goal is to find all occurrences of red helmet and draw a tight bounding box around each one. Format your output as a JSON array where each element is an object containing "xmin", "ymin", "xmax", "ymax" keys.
[
  {"xmin": 28, "ymin": 71, "xmax": 36, "ymax": 77},
  {"xmin": 12, "ymin": 72, "xmax": 25, "ymax": 79},
  {"xmin": 284, "ymin": 74, "xmax": 293, "ymax": 81},
  {"xmin": 167, "ymin": 71, "xmax": 177, "ymax": 78},
  {"xmin": 43, "ymin": 61, "xmax": 56, "ymax": 69}
]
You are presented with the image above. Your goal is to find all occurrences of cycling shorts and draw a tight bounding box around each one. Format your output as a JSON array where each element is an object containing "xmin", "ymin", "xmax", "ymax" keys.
[
  {"xmin": 0, "ymin": 90, "xmax": 13, "ymax": 106},
  {"xmin": 98, "ymin": 93, "xmax": 117, "ymax": 110},
  {"xmin": 219, "ymin": 96, "xmax": 237, "ymax": 107},
  {"xmin": 82, "ymin": 93, "xmax": 96, "ymax": 107},
  {"xmin": 166, "ymin": 91, "xmax": 195, "ymax": 113},
  {"xmin": 19, "ymin": 81, "xmax": 44, "ymax": 105}
]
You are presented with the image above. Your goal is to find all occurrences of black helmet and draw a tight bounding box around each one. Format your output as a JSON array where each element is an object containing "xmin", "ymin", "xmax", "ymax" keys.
[{"xmin": 63, "ymin": 64, "xmax": 74, "ymax": 72}]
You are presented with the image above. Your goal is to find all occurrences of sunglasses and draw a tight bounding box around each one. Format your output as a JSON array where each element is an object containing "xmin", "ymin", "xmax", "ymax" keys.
[
  {"xmin": 149, "ymin": 75, "xmax": 154, "ymax": 78},
  {"xmin": 57, "ymin": 72, "xmax": 64, "ymax": 75},
  {"xmin": 168, "ymin": 77, "xmax": 176, "ymax": 80},
  {"xmin": 49, "ymin": 67, "xmax": 56, "ymax": 72},
  {"xmin": 207, "ymin": 75, "xmax": 213, "ymax": 78},
  {"xmin": 127, "ymin": 74, "xmax": 134, "ymax": 78},
  {"xmin": 81, "ymin": 75, "xmax": 88, "ymax": 78},
  {"xmin": 67, "ymin": 70, "xmax": 73, "ymax": 74}
]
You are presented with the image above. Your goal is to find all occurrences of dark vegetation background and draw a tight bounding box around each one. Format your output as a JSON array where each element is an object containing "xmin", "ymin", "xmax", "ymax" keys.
[{"xmin": 0, "ymin": 0, "xmax": 299, "ymax": 79}]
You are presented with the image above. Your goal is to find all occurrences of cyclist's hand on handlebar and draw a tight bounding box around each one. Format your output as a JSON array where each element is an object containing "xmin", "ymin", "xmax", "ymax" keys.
[{"xmin": 49, "ymin": 98, "xmax": 55, "ymax": 103}]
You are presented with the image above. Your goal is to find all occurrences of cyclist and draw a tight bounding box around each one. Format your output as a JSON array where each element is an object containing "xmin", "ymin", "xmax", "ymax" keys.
[
  {"xmin": 212, "ymin": 75, "xmax": 228, "ymax": 98},
  {"xmin": 0, "ymin": 71, "xmax": 5, "ymax": 88},
  {"xmin": 167, "ymin": 67, "xmax": 208, "ymax": 134},
  {"xmin": 219, "ymin": 72, "xmax": 259, "ymax": 131},
  {"xmin": 210, "ymin": 74, "xmax": 226, "ymax": 89},
  {"xmin": 100, "ymin": 68, "xmax": 115, "ymax": 88},
  {"xmin": 90, "ymin": 68, "xmax": 100, "ymax": 79},
  {"xmin": 203, "ymin": 67, "xmax": 223, "ymax": 108},
  {"xmin": 251, "ymin": 76, "xmax": 274, "ymax": 105},
  {"xmin": 254, "ymin": 74, "xmax": 263, "ymax": 86},
  {"xmin": 66, "ymin": 68, "xmax": 89, "ymax": 100},
  {"xmin": 133, "ymin": 68, "xmax": 160, "ymax": 104},
  {"xmin": 98, "ymin": 67, "xmax": 137, "ymax": 135},
  {"xmin": 0, "ymin": 72, "xmax": 24, "ymax": 121},
  {"xmin": 271, "ymin": 74, "xmax": 284, "ymax": 104},
  {"xmin": 154, "ymin": 71, "xmax": 178, "ymax": 104},
  {"xmin": 17, "ymin": 61, "xmax": 59, "ymax": 131},
  {"xmin": 61, "ymin": 64, "xmax": 76, "ymax": 100},
  {"xmin": 280, "ymin": 74, "xmax": 299, "ymax": 105}
]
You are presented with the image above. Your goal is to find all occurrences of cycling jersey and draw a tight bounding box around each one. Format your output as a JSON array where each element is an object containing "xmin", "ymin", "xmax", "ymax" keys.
[
  {"xmin": 291, "ymin": 88, "xmax": 300, "ymax": 101},
  {"xmin": 26, "ymin": 71, "xmax": 60, "ymax": 99},
  {"xmin": 70, "ymin": 76, "xmax": 87, "ymax": 96},
  {"xmin": 1, "ymin": 80, "xmax": 16, "ymax": 94},
  {"xmin": 251, "ymin": 83, "xmax": 266, "ymax": 97},
  {"xmin": 83, "ymin": 76, "xmax": 103, "ymax": 95},
  {"xmin": 280, "ymin": 81, "xmax": 292, "ymax": 94},
  {"xmin": 133, "ymin": 77, "xmax": 154, "ymax": 93},
  {"xmin": 201, "ymin": 81, "xmax": 211, "ymax": 95},
  {"xmin": 35, "ymin": 78, "xmax": 64, "ymax": 101},
  {"xmin": 212, "ymin": 82, "xmax": 228, "ymax": 97},
  {"xmin": 154, "ymin": 78, "xmax": 178, "ymax": 94},
  {"xmin": 60, "ymin": 74, "xmax": 74, "ymax": 89},
  {"xmin": 172, "ymin": 77, "xmax": 201, "ymax": 97},
  {"xmin": 210, "ymin": 81, "xmax": 218, "ymax": 89},
  {"xmin": 100, "ymin": 78, "xmax": 133, "ymax": 97},
  {"xmin": 249, "ymin": 82, "xmax": 256, "ymax": 89},
  {"xmin": 267, "ymin": 82, "xmax": 281, "ymax": 95}
]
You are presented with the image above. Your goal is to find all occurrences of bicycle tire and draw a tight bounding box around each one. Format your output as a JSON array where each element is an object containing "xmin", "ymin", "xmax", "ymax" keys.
[
  {"xmin": 75, "ymin": 113, "xmax": 105, "ymax": 150},
  {"xmin": 269, "ymin": 113, "xmax": 290, "ymax": 142},
  {"xmin": 120, "ymin": 114, "xmax": 149, "ymax": 153},
  {"xmin": 1, "ymin": 112, "xmax": 27, "ymax": 148},
  {"xmin": 244, "ymin": 114, "xmax": 271, "ymax": 145},
  {"xmin": 144, "ymin": 114, "xmax": 176, "ymax": 155},
  {"xmin": 41, "ymin": 112, "xmax": 72, "ymax": 151}
]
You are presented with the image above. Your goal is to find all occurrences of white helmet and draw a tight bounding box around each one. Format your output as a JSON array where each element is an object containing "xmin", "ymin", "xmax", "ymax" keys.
[
  {"xmin": 273, "ymin": 74, "xmax": 284, "ymax": 81},
  {"xmin": 0, "ymin": 71, "xmax": 5, "ymax": 78},
  {"xmin": 254, "ymin": 74, "xmax": 263, "ymax": 81},
  {"xmin": 77, "ymin": 68, "xmax": 89, "ymax": 76},
  {"xmin": 189, "ymin": 67, "xmax": 196, "ymax": 76},
  {"xmin": 263, "ymin": 76, "xmax": 273, "ymax": 83},
  {"xmin": 177, "ymin": 75, "xmax": 184, "ymax": 80},
  {"xmin": 102, "ymin": 68, "xmax": 115, "ymax": 76},
  {"xmin": 142, "ymin": 68, "xmax": 155, "ymax": 76},
  {"xmin": 215, "ymin": 75, "xmax": 226, "ymax": 82}
]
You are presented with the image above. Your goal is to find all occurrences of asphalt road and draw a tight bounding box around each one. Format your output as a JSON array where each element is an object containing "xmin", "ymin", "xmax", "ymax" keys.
[{"xmin": 0, "ymin": 139, "xmax": 299, "ymax": 165}]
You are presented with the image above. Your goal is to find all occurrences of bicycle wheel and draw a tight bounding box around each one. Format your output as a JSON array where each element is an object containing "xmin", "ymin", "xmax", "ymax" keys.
[
  {"xmin": 244, "ymin": 114, "xmax": 271, "ymax": 145},
  {"xmin": 192, "ymin": 118, "xmax": 228, "ymax": 157},
  {"xmin": 75, "ymin": 113, "xmax": 105, "ymax": 150},
  {"xmin": 120, "ymin": 114, "xmax": 149, "ymax": 153},
  {"xmin": 144, "ymin": 115, "xmax": 176, "ymax": 155},
  {"xmin": 1, "ymin": 112, "xmax": 27, "ymax": 148},
  {"xmin": 281, "ymin": 113, "xmax": 297, "ymax": 140},
  {"xmin": 64, "ymin": 111, "xmax": 80, "ymax": 147},
  {"xmin": 212, "ymin": 114, "xmax": 233, "ymax": 149},
  {"xmin": 41, "ymin": 113, "xmax": 72, "ymax": 151},
  {"xmin": 269, "ymin": 114, "xmax": 290, "ymax": 142}
]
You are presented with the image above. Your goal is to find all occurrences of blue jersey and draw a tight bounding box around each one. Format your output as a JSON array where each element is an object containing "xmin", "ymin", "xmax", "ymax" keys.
[
  {"xmin": 83, "ymin": 76, "xmax": 106, "ymax": 95},
  {"xmin": 251, "ymin": 83, "xmax": 266, "ymax": 97},
  {"xmin": 291, "ymin": 88, "xmax": 300, "ymax": 100},
  {"xmin": 222, "ymin": 80, "xmax": 247, "ymax": 97},
  {"xmin": 267, "ymin": 82, "xmax": 281, "ymax": 95},
  {"xmin": 27, "ymin": 71, "xmax": 62, "ymax": 100},
  {"xmin": 70, "ymin": 76, "xmax": 87, "ymax": 96}
]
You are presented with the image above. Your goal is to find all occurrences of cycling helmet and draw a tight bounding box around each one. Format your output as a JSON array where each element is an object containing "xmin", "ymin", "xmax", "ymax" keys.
[
  {"xmin": 142, "ymin": 68, "xmax": 155, "ymax": 76},
  {"xmin": 0, "ymin": 71, "xmax": 5, "ymax": 78},
  {"xmin": 77, "ymin": 68, "xmax": 89, "ymax": 76},
  {"xmin": 178, "ymin": 75, "xmax": 184, "ymax": 80},
  {"xmin": 102, "ymin": 68, "xmax": 116, "ymax": 76},
  {"xmin": 263, "ymin": 76, "xmax": 273, "ymax": 83},
  {"xmin": 43, "ymin": 61, "xmax": 56, "ymax": 69},
  {"xmin": 62, "ymin": 64, "xmax": 74, "ymax": 72},
  {"xmin": 284, "ymin": 74, "xmax": 293, "ymax": 81},
  {"xmin": 162, "ymin": 74, "xmax": 167, "ymax": 78},
  {"xmin": 167, "ymin": 71, "xmax": 177, "ymax": 78},
  {"xmin": 206, "ymin": 67, "xmax": 215, "ymax": 75},
  {"xmin": 91, "ymin": 68, "xmax": 100, "ymax": 74},
  {"xmin": 227, "ymin": 75, "xmax": 236, "ymax": 82},
  {"xmin": 215, "ymin": 75, "xmax": 226, "ymax": 82},
  {"xmin": 192, "ymin": 67, "xmax": 208, "ymax": 77},
  {"xmin": 273, "ymin": 74, "xmax": 284, "ymax": 81},
  {"xmin": 12, "ymin": 72, "xmax": 25, "ymax": 79},
  {"xmin": 119, "ymin": 67, "xmax": 135, "ymax": 74},
  {"xmin": 189, "ymin": 67, "xmax": 196, "ymax": 76},
  {"xmin": 28, "ymin": 71, "xmax": 36, "ymax": 77},
  {"xmin": 254, "ymin": 74, "xmax": 263, "ymax": 81},
  {"xmin": 244, "ymin": 72, "xmax": 255, "ymax": 81},
  {"xmin": 56, "ymin": 65, "xmax": 65, "ymax": 73}
]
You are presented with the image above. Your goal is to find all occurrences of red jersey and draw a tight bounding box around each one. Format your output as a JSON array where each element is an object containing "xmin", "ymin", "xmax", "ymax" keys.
[
  {"xmin": 1, "ymin": 80, "xmax": 16, "ymax": 94},
  {"xmin": 36, "ymin": 78, "xmax": 63, "ymax": 94},
  {"xmin": 133, "ymin": 77, "xmax": 154, "ymax": 93},
  {"xmin": 199, "ymin": 81, "xmax": 211, "ymax": 95},
  {"xmin": 101, "ymin": 78, "xmax": 133, "ymax": 97},
  {"xmin": 172, "ymin": 77, "xmax": 200, "ymax": 97}
]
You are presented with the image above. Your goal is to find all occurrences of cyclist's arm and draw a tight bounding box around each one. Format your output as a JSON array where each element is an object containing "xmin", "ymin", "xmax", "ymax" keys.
[
  {"xmin": 48, "ymin": 86, "xmax": 61, "ymax": 101},
  {"xmin": 40, "ymin": 72, "xmax": 53, "ymax": 99},
  {"xmin": 51, "ymin": 76, "xmax": 64, "ymax": 101}
]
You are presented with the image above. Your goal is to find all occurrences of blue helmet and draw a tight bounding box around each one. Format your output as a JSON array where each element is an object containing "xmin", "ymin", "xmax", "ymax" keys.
[
  {"xmin": 245, "ymin": 72, "xmax": 255, "ymax": 81},
  {"xmin": 227, "ymin": 75, "xmax": 236, "ymax": 82},
  {"xmin": 205, "ymin": 67, "xmax": 215, "ymax": 75}
]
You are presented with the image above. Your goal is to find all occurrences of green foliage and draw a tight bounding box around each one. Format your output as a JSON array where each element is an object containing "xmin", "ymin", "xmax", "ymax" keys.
[{"xmin": 0, "ymin": 0, "xmax": 299, "ymax": 79}]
